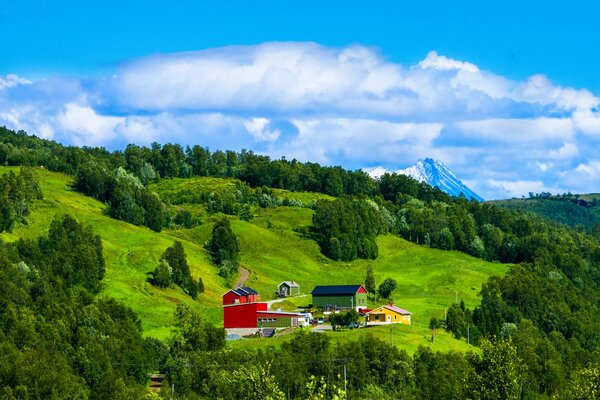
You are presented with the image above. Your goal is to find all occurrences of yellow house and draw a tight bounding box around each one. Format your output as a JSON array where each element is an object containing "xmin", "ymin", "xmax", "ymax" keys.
[{"xmin": 365, "ymin": 303, "xmax": 411, "ymax": 326}]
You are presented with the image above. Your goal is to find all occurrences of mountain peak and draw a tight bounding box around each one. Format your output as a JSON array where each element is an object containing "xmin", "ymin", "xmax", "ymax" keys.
[
  {"xmin": 365, "ymin": 159, "xmax": 483, "ymax": 201},
  {"xmin": 400, "ymin": 158, "xmax": 483, "ymax": 201}
]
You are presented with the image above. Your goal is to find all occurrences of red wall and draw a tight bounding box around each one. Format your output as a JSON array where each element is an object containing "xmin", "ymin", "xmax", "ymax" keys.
[
  {"xmin": 222, "ymin": 291, "xmax": 259, "ymax": 305},
  {"xmin": 223, "ymin": 302, "xmax": 268, "ymax": 328}
]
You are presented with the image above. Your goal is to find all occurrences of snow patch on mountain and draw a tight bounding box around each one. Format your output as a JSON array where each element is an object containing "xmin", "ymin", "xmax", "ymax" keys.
[{"xmin": 365, "ymin": 158, "xmax": 484, "ymax": 201}]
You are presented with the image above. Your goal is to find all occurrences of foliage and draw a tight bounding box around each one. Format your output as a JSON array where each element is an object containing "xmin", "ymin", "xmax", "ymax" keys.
[
  {"xmin": 364, "ymin": 265, "xmax": 376, "ymax": 295},
  {"xmin": 0, "ymin": 167, "xmax": 42, "ymax": 233},
  {"xmin": 493, "ymin": 192, "xmax": 600, "ymax": 231},
  {"xmin": 0, "ymin": 214, "xmax": 159, "ymax": 398},
  {"xmin": 570, "ymin": 365, "xmax": 600, "ymax": 400},
  {"xmin": 205, "ymin": 218, "xmax": 239, "ymax": 276},
  {"xmin": 329, "ymin": 309, "xmax": 360, "ymax": 331},
  {"xmin": 468, "ymin": 339, "xmax": 524, "ymax": 400},
  {"xmin": 151, "ymin": 259, "xmax": 172, "ymax": 288},
  {"xmin": 158, "ymin": 241, "xmax": 201, "ymax": 299},
  {"xmin": 377, "ymin": 277, "xmax": 397, "ymax": 299},
  {"xmin": 312, "ymin": 198, "xmax": 383, "ymax": 261}
]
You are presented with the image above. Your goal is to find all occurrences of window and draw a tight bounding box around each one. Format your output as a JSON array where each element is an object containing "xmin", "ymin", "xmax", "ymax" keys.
[
  {"xmin": 374, "ymin": 315, "xmax": 379, "ymax": 320},
  {"xmin": 394, "ymin": 315, "xmax": 397, "ymax": 320}
]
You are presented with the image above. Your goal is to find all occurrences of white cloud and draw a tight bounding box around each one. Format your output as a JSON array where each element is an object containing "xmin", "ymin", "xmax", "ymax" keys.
[
  {"xmin": 244, "ymin": 118, "xmax": 280, "ymax": 142},
  {"xmin": 2, "ymin": 42, "xmax": 600, "ymax": 199},
  {"xmin": 286, "ymin": 118, "xmax": 442, "ymax": 164},
  {"xmin": 487, "ymin": 179, "xmax": 565, "ymax": 198},
  {"xmin": 418, "ymin": 51, "xmax": 479, "ymax": 73},
  {"xmin": 56, "ymin": 104, "xmax": 124, "ymax": 146},
  {"xmin": 0, "ymin": 74, "xmax": 31, "ymax": 90},
  {"xmin": 546, "ymin": 142, "xmax": 578, "ymax": 160},
  {"xmin": 536, "ymin": 161, "xmax": 553, "ymax": 172},
  {"xmin": 514, "ymin": 74, "xmax": 598, "ymax": 111},
  {"xmin": 363, "ymin": 166, "xmax": 389, "ymax": 179},
  {"xmin": 574, "ymin": 160, "xmax": 600, "ymax": 179},
  {"xmin": 456, "ymin": 117, "xmax": 575, "ymax": 142}
]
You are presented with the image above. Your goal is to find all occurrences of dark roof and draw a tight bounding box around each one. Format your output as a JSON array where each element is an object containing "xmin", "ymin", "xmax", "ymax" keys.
[
  {"xmin": 311, "ymin": 285, "xmax": 365, "ymax": 296},
  {"xmin": 238, "ymin": 286, "xmax": 258, "ymax": 295},
  {"xmin": 225, "ymin": 286, "xmax": 258, "ymax": 297}
]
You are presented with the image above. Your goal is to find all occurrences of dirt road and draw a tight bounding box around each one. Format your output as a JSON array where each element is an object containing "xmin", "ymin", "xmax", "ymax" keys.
[{"xmin": 234, "ymin": 266, "xmax": 250, "ymax": 288}]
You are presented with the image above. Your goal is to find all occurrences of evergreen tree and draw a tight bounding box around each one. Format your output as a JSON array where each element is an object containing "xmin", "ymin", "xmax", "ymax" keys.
[
  {"xmin": 152, "ymin": 259, "xmax": 172, "ymax": 288},
  {"xmin": 205, "ymin": 218, "xmax": 239, "ymax": 276},
  {"xmin": 163, "ymin": 241, "xmax": 190, "ymax": 287},
  {"xmin": 377, "ymin": 278, "xmax": 397, "ymax": 299},
  {"xmin": 364, "ymin": 265, "xmax": 376, "ymax": 296}
]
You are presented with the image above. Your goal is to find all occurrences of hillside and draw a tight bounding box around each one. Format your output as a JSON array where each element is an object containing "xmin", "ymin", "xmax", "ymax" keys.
[
  {"xmin": 0, "ymin": 166, "xmax": 508, "ymax": 345},
  {"xmin": 492, "ymin": 193, "xmax": 600, "ymax": 230}
]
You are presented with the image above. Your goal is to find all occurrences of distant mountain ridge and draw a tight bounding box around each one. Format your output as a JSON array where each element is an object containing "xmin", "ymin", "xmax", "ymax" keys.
[{"xmin": 366, "ymin": 158, "xmax": 484, "ymax": 201}]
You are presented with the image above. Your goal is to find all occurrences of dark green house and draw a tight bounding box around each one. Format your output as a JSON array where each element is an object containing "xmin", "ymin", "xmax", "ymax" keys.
[
  {"xmin": 277, "ymin": 281, "xmax": 300, "ymax": 297},
  {"xmin": 311, "ymin": 285, "xmax": 368, "ymax": 311}
]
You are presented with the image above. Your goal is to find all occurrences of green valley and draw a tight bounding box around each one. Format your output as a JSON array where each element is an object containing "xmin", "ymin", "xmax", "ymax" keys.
[{"xmin": 0, "ymin": 166, "xmax": 507, "ymax": 343}]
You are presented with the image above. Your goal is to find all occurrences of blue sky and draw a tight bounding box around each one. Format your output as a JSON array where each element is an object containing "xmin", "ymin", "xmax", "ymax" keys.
[{"xmin": 1, "ymin": 1, "xmax": 600, "ymax": 199}]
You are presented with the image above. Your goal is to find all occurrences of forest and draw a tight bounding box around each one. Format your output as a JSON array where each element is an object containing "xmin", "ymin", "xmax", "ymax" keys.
[{"xmin": 2, "ymin": 126, "xmax": 600, "ymax": 398}]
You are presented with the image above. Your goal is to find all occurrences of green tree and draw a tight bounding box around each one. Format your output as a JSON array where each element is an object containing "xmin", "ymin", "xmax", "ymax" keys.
[
  {"xmin": 429, "ymin": 317, "xmax": 439, "ymax": 342},
  {"xmin": 377, "ymin": 278, "xmax": 397, "ymax": 299},
  {"xmin": 240, "ymin": 204, "xmax": 254, "ymax": 222},
  {"xmin": 163, "ymin": 241, "xmax": 190, "ymax": 287},
  {"xmin": 205, "ymin": 218, "xmax": 239, "ymax": 276},
  {"xmin": 469, "ymin": 339, "xmax": 524, "ymax": 400},
  {"xmin": 152, "ymin": 259, "xmax": 172, "ymax": 288},
  {"xmin": 364, "ymin": 265, "xmax": 376, "ymax": 296}
]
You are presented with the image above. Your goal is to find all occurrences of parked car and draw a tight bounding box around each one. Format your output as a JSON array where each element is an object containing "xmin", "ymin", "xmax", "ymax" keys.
[{"xmin": 348, "ymin": 322, "xmax": 361, "ymax": 329}]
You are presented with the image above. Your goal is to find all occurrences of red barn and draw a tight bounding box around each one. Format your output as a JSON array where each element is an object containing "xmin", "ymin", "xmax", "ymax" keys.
[
  {"xmin": 223, "ymin": 302, "xmax": 268, "ymax": 328},
  {"xmin": 222, "ymin": 286, "xmax": 259, "ymax": 305}
]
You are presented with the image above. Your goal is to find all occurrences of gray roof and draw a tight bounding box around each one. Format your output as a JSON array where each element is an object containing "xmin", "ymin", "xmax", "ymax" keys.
[{"xmin": 279, "ymin": 281, "xmax": 300, "ymax": 288}]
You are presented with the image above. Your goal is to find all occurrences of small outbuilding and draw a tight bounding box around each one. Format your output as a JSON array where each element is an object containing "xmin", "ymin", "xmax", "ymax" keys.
[
  {"xmin": 222, "ymin": 286, "xmax": 259, "ymax": 305},
  {"xmin": 365, "ymin": 303, "xmax": 411, "ymax": 326},
  {"xmin": 311, "ymin": 284, "xmax": 368, "ymax": 311},
  {"xmin": 277, "ymin": 281, "xmax": 300, "ymax": 297}
]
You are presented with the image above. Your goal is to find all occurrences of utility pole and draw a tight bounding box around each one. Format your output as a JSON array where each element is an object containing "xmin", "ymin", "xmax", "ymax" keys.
[
  {"xmin": 343, "ymin": 362, "xmax": 347, "ymax": 397},
  {"xmin": 444, "ymin": 308, "xmax": 447, "ymax": 330},
  {"xmin": 350, "ymin": 296, "xmax": 353, "ymax": 310},
  {"xmin": 467, "ymin": 323, "xmax": 470, "ymax": 345},
  {"xmin": 390, "ymin": 323, "xmax": 394, "ymax": 346}
]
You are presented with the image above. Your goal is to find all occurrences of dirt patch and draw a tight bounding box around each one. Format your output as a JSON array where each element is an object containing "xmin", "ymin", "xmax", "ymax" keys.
[{"xmin": 234, "ymin": 266, "xmax": 251, "ymax": 287}]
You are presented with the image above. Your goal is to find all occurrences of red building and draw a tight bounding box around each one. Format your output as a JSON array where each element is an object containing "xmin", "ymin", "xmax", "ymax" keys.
[
  {"xmin": 222, "ymin": 286, "xmax": 259, "ymax": 305},
  {"xmin": 223, "ymin": 302, "xmax": 268, "ymax": 328}
]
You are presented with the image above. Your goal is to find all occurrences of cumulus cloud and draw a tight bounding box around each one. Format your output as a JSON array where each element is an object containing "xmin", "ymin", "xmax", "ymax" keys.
[
  {"xmin": 574, "ymin": 160, "xmax": 600, "ymax": 179},
  {"xmin": 1, "ymin": 42, "xmax": 600, "ymax": 199},
  {"xmin": 486, "ymin": 179, "xmax": 566, "ymax": 198},
  {"xmin": 456, "ymin": 117, "xmax": 575, "ymax": 143},
  {"xmin": 0, "ymin": 74, "xmax": 31, "ymax": 90},
  {"xmin": 285, "ymin": 118, "xmax": 442, "ymax": 165}
]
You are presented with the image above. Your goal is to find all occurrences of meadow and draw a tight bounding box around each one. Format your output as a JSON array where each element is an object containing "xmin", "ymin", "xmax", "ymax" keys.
[{"xmin": 0, "ymin": 167, "xmax": 509, "ymax": 349}]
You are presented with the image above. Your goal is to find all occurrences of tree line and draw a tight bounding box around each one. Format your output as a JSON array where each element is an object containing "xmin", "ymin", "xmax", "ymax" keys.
[
  {"xmin": 0, "ymin": 167, "xmax": 42, "ymax": 233},
  {"xmin": 0, "ymin": 215, "xmax": 163, "ymax": 398}
]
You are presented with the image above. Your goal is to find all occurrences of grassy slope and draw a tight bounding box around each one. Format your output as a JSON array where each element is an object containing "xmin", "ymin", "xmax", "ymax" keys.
[
  {"xmin": 0, "ymin": 167, "xmax": 509, "ymax": 352},
  {"xmin": 0, "ymin": 167, "xmax": 227, "ymax": 338},
  {"xmin": 228, "ymin": 324, "xmax": 478, "ymax": 355},
  {"xmin": 491, "ymin": 195, "xmax": 600, "ymax": 229}
]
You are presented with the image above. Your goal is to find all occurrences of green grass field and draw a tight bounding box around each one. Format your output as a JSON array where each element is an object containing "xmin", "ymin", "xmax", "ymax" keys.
[
  {"xmin": 227, "ymin": 324, "xmax": 478, "ymax": 355},
  {"xmin": 0, "ymin": 167, "xmax": 509, "ymax": 351}
]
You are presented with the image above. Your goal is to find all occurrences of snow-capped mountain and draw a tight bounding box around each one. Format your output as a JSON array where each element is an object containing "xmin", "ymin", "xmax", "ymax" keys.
[{"xmin": 366, "ymin": 158, "xmax": 484, "ymax": 201}]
